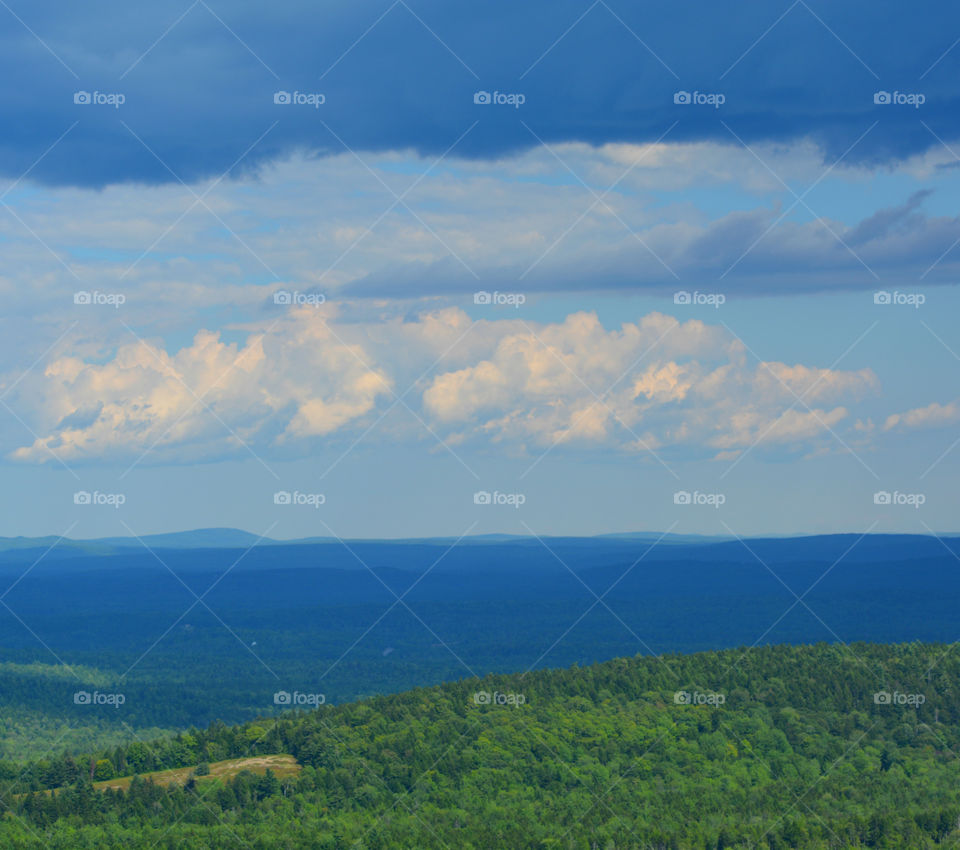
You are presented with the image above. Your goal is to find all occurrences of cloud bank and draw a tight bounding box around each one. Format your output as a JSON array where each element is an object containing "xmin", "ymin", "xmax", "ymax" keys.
[{"xmin": 7, "ymin": 306, "xmax": 883, "ymax": 465}]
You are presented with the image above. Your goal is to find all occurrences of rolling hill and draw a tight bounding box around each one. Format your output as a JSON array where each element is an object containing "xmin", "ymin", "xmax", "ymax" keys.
[{"xmin": 3, "ymin": 642, "xmax": 960, "ymax": 848}]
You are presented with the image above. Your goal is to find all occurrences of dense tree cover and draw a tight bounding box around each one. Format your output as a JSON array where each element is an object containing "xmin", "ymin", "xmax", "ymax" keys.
[
  {"xmin": 0, "ymin": 708, "xmax": 169, "ymax": 763},
  {"xmin": 4, "ymin": 538, "xmax": 960, "ymax": 759},
  {"xmin": 0, "ymin": 536, "xmax": 960, "ymax": 759},
  {"xmin": 1, "ymin": 642, "xmax": 960, "ymax": 847},
  {"xmin": 0, "ymin": 662, "xmax": 185, "ymax": 760}
]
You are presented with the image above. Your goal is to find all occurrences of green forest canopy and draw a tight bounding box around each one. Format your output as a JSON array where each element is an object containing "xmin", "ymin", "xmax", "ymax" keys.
[{"xmin": 2, "ymin": 641, "xmax": 959, "ymax": 848}]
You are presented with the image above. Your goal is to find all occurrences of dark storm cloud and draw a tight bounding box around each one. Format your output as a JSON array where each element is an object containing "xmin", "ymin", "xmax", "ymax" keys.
[{"xmin": 1, "ymin": 0, "xmax": 956, "ymax": 186}]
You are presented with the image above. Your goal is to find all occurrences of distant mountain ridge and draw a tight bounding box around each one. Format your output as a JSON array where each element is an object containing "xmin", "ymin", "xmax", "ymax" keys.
[
  {"xmin": 1, "ymin": 527, "xmax": 956, "ymax": 556},
  {"xmin": 0, "ymin": 527, "xmax": 729, "ymax": 554}
]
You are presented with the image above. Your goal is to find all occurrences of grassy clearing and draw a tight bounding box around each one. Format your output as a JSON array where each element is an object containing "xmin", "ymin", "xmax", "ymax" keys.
[{"xmin": 92, "ymin": 754, "xmax": 300, "ymax": 792}]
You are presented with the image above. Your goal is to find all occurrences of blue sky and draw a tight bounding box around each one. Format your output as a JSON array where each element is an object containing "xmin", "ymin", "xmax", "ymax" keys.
[{"xmin": 0, "ymin": 0, "xmax": 958, "ymax": 538}]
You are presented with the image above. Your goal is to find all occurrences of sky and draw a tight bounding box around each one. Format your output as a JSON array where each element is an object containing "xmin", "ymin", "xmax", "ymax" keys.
[{"xmin": 0, "ymin": 0, "xmax": 958, "ymax": 539}]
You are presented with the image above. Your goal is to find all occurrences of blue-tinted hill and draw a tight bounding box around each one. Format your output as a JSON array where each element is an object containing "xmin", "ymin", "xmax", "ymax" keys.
[{"xmin": 0, "ymin": 530, "xmax": 958, "ymax": 753}]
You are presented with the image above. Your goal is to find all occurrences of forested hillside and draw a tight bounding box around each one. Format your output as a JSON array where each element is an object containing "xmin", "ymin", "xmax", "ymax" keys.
[
  {"xmin": 4, "ymin": 535, "xmax": 960, "ymax": 761},
  {"xmin": 2, "ymin": 642, "xmax": 960, "ymax": 848}
]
